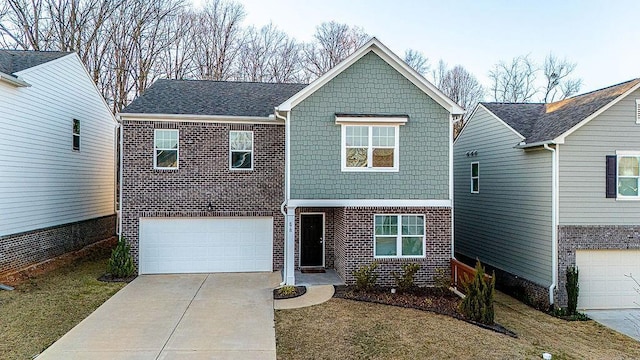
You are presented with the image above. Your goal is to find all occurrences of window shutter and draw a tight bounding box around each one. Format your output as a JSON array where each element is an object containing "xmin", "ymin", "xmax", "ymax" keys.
[{"xmin": 606, "ymin": 155, "xmax": 617, "ymax": 198}]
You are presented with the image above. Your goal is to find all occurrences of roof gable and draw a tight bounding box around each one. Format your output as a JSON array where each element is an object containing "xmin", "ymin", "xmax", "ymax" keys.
[
  {"xmin": 120, "ymin": 80, "xmax": 307, "ymax": 117},
  {"xmin": 481, "ymin": 78, "xmax": 640, "ymax": 146},
  {"xmin": 277, "ymin": 37, "xmax": 465, "ymax": 115}
]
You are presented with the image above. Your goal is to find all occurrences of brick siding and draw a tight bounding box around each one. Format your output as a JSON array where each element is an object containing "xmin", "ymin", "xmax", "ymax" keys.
[
  {"xmin": 121, "ymin": 120, "xmax": 285, "ymax": 270},
  {"xmin": 557, "ymin": 225, "xmax": 640, "ymax": 307},
  {"xmin": 0, "ymin": 215, "xmax": 116, "ymax": 276},
  {"xmin": 332, "ymin": 206, "xmax": 451, "ymax": 286}
]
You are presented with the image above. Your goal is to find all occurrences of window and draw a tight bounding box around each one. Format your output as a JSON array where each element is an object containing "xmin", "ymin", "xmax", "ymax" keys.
[
  {"xmin": 374, "ymin": 215, "xmax": 425, "ymax": 258},
  {"xmin": 342, "ymin": 125, "xmax": 399, "ymax": 171},
  {"xmin": 154, "ymin": 129, "xmax": 178, "ymax": 169},
  {"xmin": 618, "ymin": 155, "xmax": 640, "ymax": 197},
  {"xmin": 636, "ymin": 99, "xmax": 640, "ymax": 124},
  {"xmin": 72, "ymin": 119, "xmax": 80, "ymax": 151},
  {"xmin": 229, "ymin": 130, "xmax": 253, "ymax": 170},
  {"xmin": 471, "ymin": 162, "xmax": 479, "ymax": 193}
]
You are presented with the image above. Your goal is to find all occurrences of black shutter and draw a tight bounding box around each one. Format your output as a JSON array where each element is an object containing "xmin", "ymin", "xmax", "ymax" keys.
[{"xmin": 606, "ymin": 155, "xmax": 617, "ymax": 198}]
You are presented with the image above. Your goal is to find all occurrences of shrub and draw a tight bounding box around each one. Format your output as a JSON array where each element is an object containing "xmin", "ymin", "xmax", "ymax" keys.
[
  {"xmin": 353, "ymin": 262, "xmax": 379, "ymax": 291},
  {"xmin": 277, "ymin": 285, "xmax": 297, "ymax": 297},
  {"xmin": 459, "ymin": 260, "xmax": 495, "ymax": 325},
  {"xmin": 392, "ymin": 263, "xmax": 421, "ymax": 292},
  {"xmin": 433, "ymin": 267, "xmax": 451, "ymax": 294},
  {"xmin": 566, "ymin": 266, "xmax": 579, "ymax": 315},
  {"xmin": 107, "ymin": 237, "xmax": 135, "ymax": 278}
]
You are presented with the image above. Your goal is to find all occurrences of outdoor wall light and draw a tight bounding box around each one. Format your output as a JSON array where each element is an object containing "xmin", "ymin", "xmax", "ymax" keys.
[{"xmin": 206, "ymin": 193, "xmax": 213, "ymax": 212}]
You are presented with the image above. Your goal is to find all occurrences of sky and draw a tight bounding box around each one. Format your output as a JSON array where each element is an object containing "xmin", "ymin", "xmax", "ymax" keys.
[{"xmin": 196, "ymin": 0, "xmax": 640, "ymax": 100}]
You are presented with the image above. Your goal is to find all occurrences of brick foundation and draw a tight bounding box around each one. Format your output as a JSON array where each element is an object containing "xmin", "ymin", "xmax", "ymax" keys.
[
  {"xmin": 557, "ymin": 225, "xmax": 640, "ymax": 307},
  {"xmin": 121, "ymin": 121, "xmax": 285, "ymax": 270},
  {"xmin": 332, "ymin": 206, "xmax": 451, "ymax": 286},
  {"xmin": 0, "ymin": 214, "xmax": 116, "ymax": 276}
]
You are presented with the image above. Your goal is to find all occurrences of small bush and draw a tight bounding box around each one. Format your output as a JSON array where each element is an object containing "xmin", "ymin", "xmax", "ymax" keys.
[
  {"xmin": 392, "ymin": 263, "xmax": 421, "ymax": 292},
  {"xmin": 566, "ymin": 266, "xmax": 579, "ymax": 315},
  {"xmin": 107, "ymin": 237, "xmax": 135, "ymax": 278},
  {"xmin": 459, "ymin": 260, "xmax": 495, "ymax": 325},
  {"xmin": 277, "ymin": 285, "xmax": 297, "ymax": 297},
  {"xmin": 433, "ymin": 267, "xmax": 451, "ymax": 293},
  {"xmin": 353, "ymin": 262, "xmax": 379, "ymax": 291}
]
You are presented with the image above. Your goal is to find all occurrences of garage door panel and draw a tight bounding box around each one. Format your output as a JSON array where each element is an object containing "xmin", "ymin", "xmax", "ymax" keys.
[
  {"xmin": 139, "ymin": 217, "xmax": 273, "ymax": 274},
  {"xmin": 576, "ymin": 249, "xmax": 640, "ymax": 309}
]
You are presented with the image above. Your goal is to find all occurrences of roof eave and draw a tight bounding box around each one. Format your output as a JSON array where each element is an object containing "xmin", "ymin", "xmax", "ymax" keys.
[
  {"xmin": 0, "ymin": 71, "xmax": 30, "ymax": 87},
  {"xmin": 515, "ymin": 140, "xmax": 557, "ymax": 149},
  {"xmin": 117, "ymin": 112, "xmax": 280, "ymax": 124}
]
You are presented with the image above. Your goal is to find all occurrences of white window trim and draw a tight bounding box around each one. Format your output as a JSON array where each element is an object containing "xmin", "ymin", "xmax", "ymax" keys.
[
  {"xmin": 229, "ymin": 130, "xmax": 254, "ymax": 171},
  {"xmin": 635, "ymin": 99, "xmax": 640, "ymax": 124},
  {"xmin": 471, "ymin": 162, "xmax": 479, "ymax": 193},
  {"xmin": 340, "ymin": 124, "xmax": 400, "ymax": 172},
  {"xmin": 153, "ymin": 129, "xmax": 179, "ymax": 170},
  {"xmin": 72, "ymin": 119, "xmax": 80, "ymax": 151},
  {"xmin": 615, "ymin": 151, "xmax": 640, "ymax": 200},
  {"xmin": 373, "ymin": 214, "xmax": 426, "ymax": 259}
]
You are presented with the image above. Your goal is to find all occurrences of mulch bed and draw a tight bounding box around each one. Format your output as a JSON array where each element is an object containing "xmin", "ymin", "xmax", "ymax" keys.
[
  {"xmin": 97, "ymin": 273, "xmax": 137, "ymax": 283},
  {"xmin": 274, "ymin": 286, "xmax": 307, "ymax": 300},
  {"xmin": 334, "ymin": 285, "xmax": 517, "ymax": 338}
]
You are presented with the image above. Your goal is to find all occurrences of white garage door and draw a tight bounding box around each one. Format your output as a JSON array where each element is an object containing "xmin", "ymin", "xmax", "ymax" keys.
[
  {"xmin": 139, "ymin": 217, "xmax": 273, "ymax": 274},
  {"xmin": 575, "ymin": 249, "xmax": 640, "ymax": 309}
]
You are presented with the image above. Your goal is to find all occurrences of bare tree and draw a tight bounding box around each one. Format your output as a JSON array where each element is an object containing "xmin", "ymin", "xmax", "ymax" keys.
[
  {"xmin": 542, "ymin": 53, "xmax": 582, "ymax": 102},
  {"xmin": 302, "ymin": 21, "xmax": 368, "ymax": 79},
  {"xmin": 404, "ymin": 49, "xmax": 429, "ymax": 76},
  {"xmin": 489, "ymin": 54, "xmax": 538, "ymax": 102},
  {"xmin": 439, "ymin": 65, "xmax": 484, "ymax": 113},
  {"xmin": 192, "ymin": 0, "xmax": 246, "ymax": 80},
  {"xmin": 156, "ymin": 9, "xmax": 197, "ymax": 80},
  {"xmin": 0, "ymin": 0, "xmax": 52, "ymax": 49}
]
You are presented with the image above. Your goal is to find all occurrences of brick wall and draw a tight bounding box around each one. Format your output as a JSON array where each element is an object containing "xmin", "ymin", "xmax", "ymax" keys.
[
  {"xmin": 0, "ymin": 215, "xmax": 116, "ymax": 275},
  {"xmin": 335, "ymin": 206, "xmax": 451, "ymax": 286},
  {"xmin": 557, "ymin": 225, "xmax": 640, "ymax": 306},
  {"xmin": 121, "ymin": 120, "xmax": 285, "ymax": 270}
]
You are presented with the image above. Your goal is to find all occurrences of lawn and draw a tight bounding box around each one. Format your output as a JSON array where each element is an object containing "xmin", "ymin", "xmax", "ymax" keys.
[
  {"xmin": 0, "ymin": 254, "xmax": 126, "ymax": 360},
  {"xmin": 275, "ymin": 291, "xmax": 640, "ymax": 360}
]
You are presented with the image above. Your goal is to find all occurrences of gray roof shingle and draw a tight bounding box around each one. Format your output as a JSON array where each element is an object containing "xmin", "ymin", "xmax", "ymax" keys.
[
  {"xmin": 121, "ymin": 79, "xmax": 308, "ymax": 117},
  {"xmin": 0, "ymin": 50, "xmax": 70, "ymax": 75},
  {"xmin": 482, "ymin": 78, "xmax": 640, "ymax": 145}
]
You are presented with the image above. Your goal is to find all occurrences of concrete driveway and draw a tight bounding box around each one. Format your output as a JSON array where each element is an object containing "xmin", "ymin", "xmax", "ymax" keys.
[
  {"xmin": 37, "ymin": 272, "xmax": 281, "ymax": 359},
  {"xmin": 585, "ymin": 309, "xmax": 640, "ymax": 342}
]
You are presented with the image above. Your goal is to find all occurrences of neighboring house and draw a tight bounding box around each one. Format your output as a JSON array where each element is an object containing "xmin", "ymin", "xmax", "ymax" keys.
[
  {"xmin": 454, "ymin": 79, "xmax": 640, "ymax": 310},
  {"xmin": 118, "ymin": 38, "xmax": 464, "ymax": 285},
  {"xmin": 0, "ymin": 50, "xmax": 118, "ymax": 275}
]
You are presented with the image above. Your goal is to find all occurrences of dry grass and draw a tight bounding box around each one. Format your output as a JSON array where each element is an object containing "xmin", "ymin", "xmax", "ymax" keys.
[
  {"xmin": 0, "ymin": 255, "xmax": 126, "ymax": 360},
  {"xmin": 275, "ymin": 291, "xmax": 640, "ymax": 360}
]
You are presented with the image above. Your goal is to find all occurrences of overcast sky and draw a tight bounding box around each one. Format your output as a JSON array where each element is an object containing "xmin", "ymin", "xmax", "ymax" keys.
[{"xmin": 198, "ymin": 0, "xmax": 640, "ymax": 100}]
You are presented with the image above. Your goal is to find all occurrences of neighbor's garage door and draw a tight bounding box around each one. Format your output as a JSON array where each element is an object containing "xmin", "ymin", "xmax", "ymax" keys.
[
  {"xmin": 139, "ymin": 217, "xmax": 273, "ymax": 274},
  {"xmin": 575, "ymin": 249, "xmax": 640, "ymax": 309}
]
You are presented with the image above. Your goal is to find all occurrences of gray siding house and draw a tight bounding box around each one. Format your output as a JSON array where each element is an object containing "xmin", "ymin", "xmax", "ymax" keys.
[
  {"xmin": 454, "ymin": 79, "xmax": 640, "ymax": 309},
  {"xmin": 0, "ymin": 51, "xmax": 117, "ymax": 276},
  {"xmin": 119, "ymin": 38, "xmax": 464, "ymax": 285}
]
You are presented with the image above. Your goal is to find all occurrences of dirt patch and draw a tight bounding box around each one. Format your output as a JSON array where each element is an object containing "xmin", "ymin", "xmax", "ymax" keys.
[
  {"xmin": 274, "ymin": 286, "xmax": 307, "ymax": 300},
  {"xmin": 0, "ymin": 237, "xmax": 117, "ymax": 287},
  {"xmin": 334, "ymin": 285, "xmax": 516, "ymax": 337},
  {"xmin": 97, "ymin": 273, "xmax": 137, "ymax": 283}
]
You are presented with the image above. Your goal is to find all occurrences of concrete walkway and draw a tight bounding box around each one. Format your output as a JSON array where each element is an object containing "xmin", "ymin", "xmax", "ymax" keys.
[
  {"xmin": 585, "ymin": 309, "xmax": 640, "ymax": 342},
  {"xmin": 38, "ymin": 272, "xmax": 281, "ymax": 360}
]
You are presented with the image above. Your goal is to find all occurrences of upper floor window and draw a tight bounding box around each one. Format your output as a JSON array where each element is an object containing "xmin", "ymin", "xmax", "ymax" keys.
[
  {"xmin": 471, "ymin": 162, "xmax": 479, "ymax": 193},
  {"xmin": 618, "ymin": 155, "xmax": 639, "ymax": 197},
  {"xmin": 72, "ymin": 119, "xmax": 80, "ymax": 151},
  {"xmin": 229, "ymin": 130, "xmax": 253, "ymax": 170},
  {"xmin": 154, "ymin": 129, "xmax": 178, "ymax": 169},
  {"xmin": 341, "ymin": 125, "xmax": 399, "ymax": 172}
]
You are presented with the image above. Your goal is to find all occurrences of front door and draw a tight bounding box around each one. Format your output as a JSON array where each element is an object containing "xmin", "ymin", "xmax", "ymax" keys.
[{"xmin": 300, "ymin": 214, "xmax": 324, "ymax": 267}]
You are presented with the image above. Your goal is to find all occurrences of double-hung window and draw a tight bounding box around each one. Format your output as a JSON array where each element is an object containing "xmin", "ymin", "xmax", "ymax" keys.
[
  {"xmin": 618, "ymin": 154, "xmax": 640, "ymax": 197},
  {"xmin": 374, "ymin": 215, "xmax": 425, "ymax": 258},
  {"xmin": 338, "ymin": 115, "xmax": 406, "ymax": 172},
  {"xmin": 471, "ymin": 162, "xmax": 479, "ymax": 193},
  {"xmin": 229, "ymin": 130, "xmax": 253, "ymax": 170},
  {"xmin": 154, "ymin": 129, "xmax": 178, "ymax": 169},
  {"xmin": 72, "ymin": 119, "xmax": 80, "ymax": 151}
]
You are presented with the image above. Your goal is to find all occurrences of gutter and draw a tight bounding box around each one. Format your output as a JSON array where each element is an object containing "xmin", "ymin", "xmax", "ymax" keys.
[
  {"xmin": 543, "ymin": 144, "xmax": 559, "ymax": 306},
  {"xmin": 0, "ymin": 71, "xmax": 30, "ymax": 87}
]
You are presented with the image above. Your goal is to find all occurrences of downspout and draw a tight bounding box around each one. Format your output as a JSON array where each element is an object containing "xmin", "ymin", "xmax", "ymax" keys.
[
  {"xmin": 543, "ymin": 144, "xmax": 558, "ymax": 306},
  {"xmin": 117, "ymin": 118, "xmax": 123, "ymax": 238},
  {"xmin": 275, "ymin": 109, "xmax": 288, "ymax": 286},
  {"xmin": 449, "ymin": 114, "xmax": 455, "ymax": 259}
]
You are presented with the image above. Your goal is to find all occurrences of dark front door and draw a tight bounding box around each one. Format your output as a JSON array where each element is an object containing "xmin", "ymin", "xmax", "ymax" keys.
[{"xmin": 300, "ymin": 214, "xmax": 324, "ymax": 267}]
